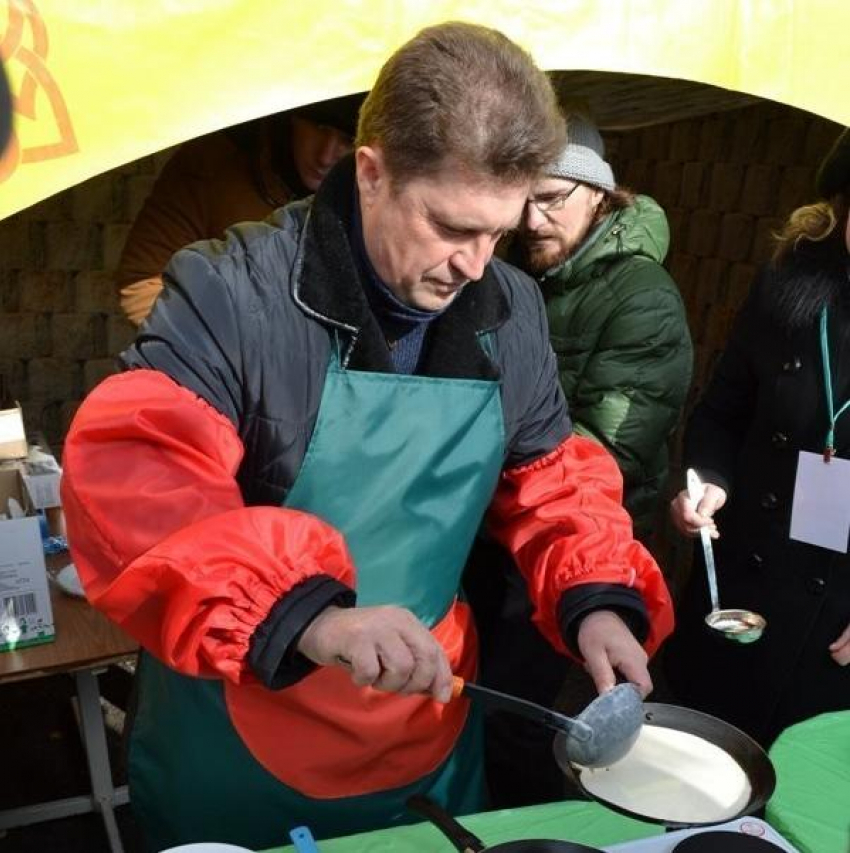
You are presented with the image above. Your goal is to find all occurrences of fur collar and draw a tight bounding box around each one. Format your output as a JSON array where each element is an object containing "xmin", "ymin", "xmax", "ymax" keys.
[
  {"xmin": 292, "ymin": 155, "xmax": 506, "ymax": 380},
  {"xmin": 766, "ymin": 236, "xmax": 850, "ymax": 331}
]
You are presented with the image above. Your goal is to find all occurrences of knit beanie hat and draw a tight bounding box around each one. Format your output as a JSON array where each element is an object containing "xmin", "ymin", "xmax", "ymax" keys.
[
  {"xmin": 546, "ymin": 114, "xmax": 615, "ymax": 193},
  {"xmin": 816, "ymin": 127, "xmax": 850, "ymax": 198}
]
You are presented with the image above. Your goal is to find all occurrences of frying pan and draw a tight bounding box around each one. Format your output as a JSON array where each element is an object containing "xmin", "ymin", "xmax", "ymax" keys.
[
  {"xmin": 672, "ymin": 831, "xmax": 785, "ymax": 851},
  {"xmin": 555, "ymin": 703, "xmax": 775, "ymax": 829},
  {"xmin": 406, "ymin": 794, "xmax": 603, "ymax": 852}
]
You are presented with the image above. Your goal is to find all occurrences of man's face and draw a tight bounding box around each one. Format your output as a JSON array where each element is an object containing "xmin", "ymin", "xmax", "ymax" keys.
[
  {"xmin": 291, "ymin": 116, "xmax": 354, "ymax": 192},
  {"xmin": 356, "ymin": 146, "xmax": 530, "ymax": 311},
  {"xmin": 520, "ymin": 177, "xmax": 604, "ymax": 275}
]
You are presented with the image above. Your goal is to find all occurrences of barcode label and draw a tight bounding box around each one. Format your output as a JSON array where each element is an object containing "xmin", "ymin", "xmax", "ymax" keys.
[{"xmin": 3, "ymin": 593, "xmax": 37, "ymax": 616}]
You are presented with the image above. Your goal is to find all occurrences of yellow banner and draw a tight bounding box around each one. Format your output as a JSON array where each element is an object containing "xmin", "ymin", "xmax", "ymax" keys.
[{"xmin": 1, "ymin": 0, "xmax": 848, "ymax": 220}]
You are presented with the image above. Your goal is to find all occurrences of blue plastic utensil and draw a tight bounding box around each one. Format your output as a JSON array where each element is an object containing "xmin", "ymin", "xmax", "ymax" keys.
[{"xmin": 289, "ymin": 825, "xmax": 320, "ymax": 853}]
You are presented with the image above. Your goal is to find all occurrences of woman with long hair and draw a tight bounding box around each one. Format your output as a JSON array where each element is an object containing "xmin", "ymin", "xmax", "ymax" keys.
[{"xmin": 665, "ymin": 128, "xmax": 850, "ymax": 747}]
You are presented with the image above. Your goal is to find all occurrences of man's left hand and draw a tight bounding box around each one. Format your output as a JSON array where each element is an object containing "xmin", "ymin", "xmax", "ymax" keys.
[{"xmin": 577, "ymin": 609, "xmax": 652, "ymax": 697}]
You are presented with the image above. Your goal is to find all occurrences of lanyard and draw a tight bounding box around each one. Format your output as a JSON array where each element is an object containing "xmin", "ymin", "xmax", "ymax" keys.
[{"xmin": 819, "ymin": 306, "xmax": 850, "ymax": 461}]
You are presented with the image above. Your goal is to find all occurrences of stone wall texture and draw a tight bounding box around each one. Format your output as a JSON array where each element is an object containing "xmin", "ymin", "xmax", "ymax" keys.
[{"xmin": 0, "ymin": 148, "xmax": 172, "ymax": 451}]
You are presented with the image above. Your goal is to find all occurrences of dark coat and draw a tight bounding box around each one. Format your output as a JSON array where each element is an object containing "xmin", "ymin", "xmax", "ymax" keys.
[
  {"xmin": 664, "ymin": 237, "xmax": 850, "ymax": 746},
  {"xmin": 124, "ymin": 155, "xmax": 573, "ymax": 501},
  {"xmin": 123, "ymin": 154, "xmax": 650, "ymax": 687}
]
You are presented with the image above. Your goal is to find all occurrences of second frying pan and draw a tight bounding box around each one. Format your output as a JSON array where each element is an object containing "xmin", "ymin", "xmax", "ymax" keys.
[
  {"xmin": 407, "ymin": 795, "xmax": 603, "ymax": 852},
  {"xmin": 673, "ymin": 831, "xmax": 786, "ymax": 850}
]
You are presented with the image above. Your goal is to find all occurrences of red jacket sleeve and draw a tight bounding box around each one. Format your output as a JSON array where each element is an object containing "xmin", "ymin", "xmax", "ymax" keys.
[
  {"xmin": 61, "ymin": 369, "xmax": 356, "ymax": 684},
  {"xmin": 487, "ymin": 435, "xmax": 673, "ymax": 657}
]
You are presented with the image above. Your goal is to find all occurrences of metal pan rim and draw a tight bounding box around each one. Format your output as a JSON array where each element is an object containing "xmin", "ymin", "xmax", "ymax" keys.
[{"xmin": 554, "ymin": 702, "xmax": 776, "ymax": 829}]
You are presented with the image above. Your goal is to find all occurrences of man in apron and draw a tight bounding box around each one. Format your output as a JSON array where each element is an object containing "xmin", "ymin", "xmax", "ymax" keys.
[{"xmin": 62, "ymin": 21, "xmax": 674, "ymax": 852}]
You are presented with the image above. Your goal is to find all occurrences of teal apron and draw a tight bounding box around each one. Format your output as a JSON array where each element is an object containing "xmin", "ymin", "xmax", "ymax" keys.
[{"xmin": 129, "ymin": 339, "xmax": 505, "ymax": 850}]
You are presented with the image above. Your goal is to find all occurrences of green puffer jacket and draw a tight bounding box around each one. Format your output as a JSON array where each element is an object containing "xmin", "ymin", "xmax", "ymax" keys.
[{"xmin": 538, "ymin": 195, "xmax": 693, "ymax": 540}]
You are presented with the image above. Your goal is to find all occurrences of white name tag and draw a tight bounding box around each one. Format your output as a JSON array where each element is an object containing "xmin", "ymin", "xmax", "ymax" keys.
[{"xmin": 789, "ymin": 450, "xmax": 850, "ymax": 553}]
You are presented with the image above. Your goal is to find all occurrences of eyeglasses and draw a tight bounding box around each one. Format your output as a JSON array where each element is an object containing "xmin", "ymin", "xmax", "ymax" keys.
[{"xmin": 526, "ymin": 183, "xmax": 581, "ymax": 215}]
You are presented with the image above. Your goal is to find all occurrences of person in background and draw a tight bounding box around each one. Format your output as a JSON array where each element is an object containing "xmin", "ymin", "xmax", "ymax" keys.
[
  {"xmin": 466, "ymin": 112, "xmax": 691, "ymax": 807},
  {"xmin": 666, "ymin": 126, "xmax": 850, "ymax": 746},
  {"xmin": 519, "ymin": 112, "xmax": 693, "ymax": 542},
  {"xmin": 115, "ymin": 92, "xmax": 364, "ymax": 325},
  {"xmin": 61, "ymin": 22, "xmax": 673, "ymax": 851}
]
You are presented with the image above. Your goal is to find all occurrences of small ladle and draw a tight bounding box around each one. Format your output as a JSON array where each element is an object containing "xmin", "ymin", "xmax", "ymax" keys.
[
  {"xmin": 686, "ymin": 469, "xmax": 766, "ymax": 644},
  {"xmin": 452, "ymin": 677, "xmax": 642, "ymax": 768}
]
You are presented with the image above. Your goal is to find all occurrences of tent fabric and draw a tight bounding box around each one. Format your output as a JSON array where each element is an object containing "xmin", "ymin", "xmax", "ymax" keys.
[{"xmin": 0, "ymin": 0, "xmax": 849, "ymax": 220}]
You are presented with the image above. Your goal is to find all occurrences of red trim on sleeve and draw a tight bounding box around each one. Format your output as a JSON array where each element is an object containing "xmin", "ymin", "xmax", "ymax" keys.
[
  {"xmin": 488, "ymin": 435, "xmax": 673, "ymax": 657},
  {"xmin": 61, "ymin": 369, "xmax": 355, "ymax": 682}
]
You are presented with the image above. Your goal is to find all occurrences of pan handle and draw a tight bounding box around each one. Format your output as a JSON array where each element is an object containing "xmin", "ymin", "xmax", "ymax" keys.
[{"xmin": 406, "ymin": 794, "xmax": 487, "ymax": 852}]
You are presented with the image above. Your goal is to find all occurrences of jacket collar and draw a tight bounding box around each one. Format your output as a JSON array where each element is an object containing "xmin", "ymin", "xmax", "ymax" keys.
[
  {"xmin": 538, "ymin": 215, "xmax": 611, "ymax": 291},
  {"xmin": 292, "ymin": 155, "xmax": 506, "ymax": 379},
  {"xmin": 766, "ymin": 236, "xmax": 850, "ymax": 332}
]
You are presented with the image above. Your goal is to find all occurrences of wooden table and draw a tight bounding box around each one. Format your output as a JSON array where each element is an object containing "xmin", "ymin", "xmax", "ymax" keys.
[{"xmin": 0, "ymin": 556, "xmax": 138, "ymax": 853}]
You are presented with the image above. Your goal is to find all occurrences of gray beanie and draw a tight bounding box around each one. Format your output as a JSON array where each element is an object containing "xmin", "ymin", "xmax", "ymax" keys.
[{"xmin": 546, "ymin": 114, "xmax": 615, "ymax": 193}]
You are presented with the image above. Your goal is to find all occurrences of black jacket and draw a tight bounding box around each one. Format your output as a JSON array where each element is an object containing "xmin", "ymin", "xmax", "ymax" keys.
[
  {"xmin": 664, "ymin": 237, "xmax": 850, "ymax": 745},
  {"xmin": 124, "ymin": 156, "xmax": 647, "ymax": 686}
]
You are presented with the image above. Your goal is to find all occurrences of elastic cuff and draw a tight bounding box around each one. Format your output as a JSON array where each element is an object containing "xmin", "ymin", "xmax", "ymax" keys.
[
  {"xmin": 248, "ymin": 575, "xmax": 356, "ymax": 689},
  {"xmin": 557, "ymin": 584, "xmax": 649, "ymax": 657}
]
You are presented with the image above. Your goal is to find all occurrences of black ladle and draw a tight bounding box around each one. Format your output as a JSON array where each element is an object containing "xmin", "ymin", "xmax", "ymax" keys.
[
  {"xmin": 334, "ymin": 655, "xmax": 642, "ymax": 768},
  {"xmin": 453, "ymin": 677, "xmax": 642, "ymax": 768}
]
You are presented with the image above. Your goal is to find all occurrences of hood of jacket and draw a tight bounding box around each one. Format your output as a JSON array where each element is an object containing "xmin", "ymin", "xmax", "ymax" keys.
[{"xmin": 540, "ymin": 194, "xmax": 670, "ymax": 293}]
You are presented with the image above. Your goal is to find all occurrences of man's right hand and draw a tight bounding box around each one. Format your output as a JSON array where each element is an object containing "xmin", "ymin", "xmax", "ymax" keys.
[
  {"xmin": 296, "ymin": 605, "xmax": 454, "ymax": 703},
  {"xmin": 670, "ymin": 483, "xmax": 727, "ymax": 538}
]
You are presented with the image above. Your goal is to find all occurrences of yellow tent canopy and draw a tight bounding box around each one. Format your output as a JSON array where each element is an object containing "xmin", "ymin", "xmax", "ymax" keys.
[{"xmin": 0, "ymin": 0, "xmax": 847, "ymax": 220}]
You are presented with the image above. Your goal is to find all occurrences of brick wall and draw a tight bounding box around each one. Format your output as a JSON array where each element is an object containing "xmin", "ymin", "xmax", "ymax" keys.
[
  {"xmin": 605, "ymin": 102, "xmax": 842, "ymax": 586},
  {"xmin": 610, "ymin": 102, "xmax": 840, "ymax": 404},
  {"xmin": 0, "ymin": 100, "xmax": 842, "ymax": 582},
  {"xmin": 0, "ymin": 149, "xmax": 171, "ymax": 452}
]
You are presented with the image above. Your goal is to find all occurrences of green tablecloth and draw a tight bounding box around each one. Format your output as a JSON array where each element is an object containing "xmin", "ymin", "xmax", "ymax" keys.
[
  {"xmin": 267, "ymin": 800, "xmax": 661, "ymax": 852},
  {"xmin": 767, "ymin": 711, "xmax": 850, "ymax": 853}
]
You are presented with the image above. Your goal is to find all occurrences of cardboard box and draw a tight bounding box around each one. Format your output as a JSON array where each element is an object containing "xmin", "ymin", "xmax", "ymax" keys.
[
  {"xmin": 0, "ymin": 403, "xmax": 28, "ymax": 460},
  {"xmin": 0, "ymin": 516, "xmax": 55, "ymax": 650},
  {"xmin": 0, "ymin": 455, "xmax": 57, "ymax": 651}
]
